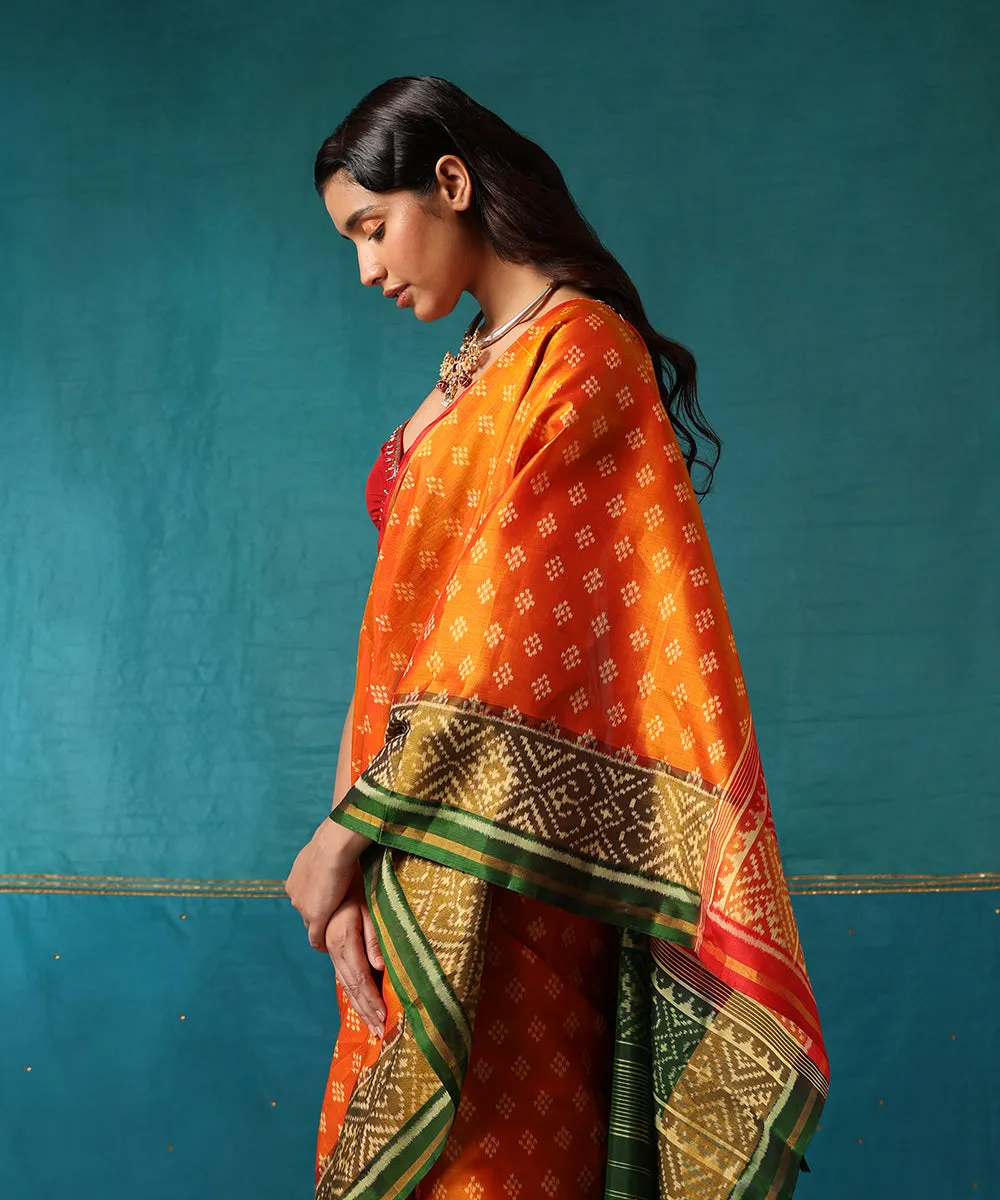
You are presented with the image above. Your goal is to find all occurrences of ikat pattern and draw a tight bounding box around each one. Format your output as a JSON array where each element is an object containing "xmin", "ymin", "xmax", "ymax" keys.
[
  {"xmin": 351, "ymin": 303, "xmax": 749, "ymax": 787},
  {"xmin": 320, "ymin": 299, "xmax": 826, "ymax": 1199},
  {"xmin": 391, "ymin": 852, "xmax": 491, "ymax": 1027}
]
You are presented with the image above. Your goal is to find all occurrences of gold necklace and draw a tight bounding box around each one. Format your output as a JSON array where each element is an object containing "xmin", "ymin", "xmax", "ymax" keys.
[{"xmin": 436, "ymin": 281, "xmax": 559, "ymax": 407}]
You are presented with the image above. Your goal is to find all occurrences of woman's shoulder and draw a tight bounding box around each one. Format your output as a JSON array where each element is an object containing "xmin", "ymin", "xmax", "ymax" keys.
[
  {"xmin": 514, "ymin": 295, "xmax": 659, "ymax": 443},
  {"xmin": 528, "ymin": 295, "xmax": 651, "ymax": 385},
  {"xmin": 536, "ymin": 295, "xmax": 645, "ymax": 356}
]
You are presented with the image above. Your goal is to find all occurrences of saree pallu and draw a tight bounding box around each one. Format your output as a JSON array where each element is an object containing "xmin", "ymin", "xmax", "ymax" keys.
[{"xmin": 318, "ymin": 297, "xmax": 828, "ymax": 1200}]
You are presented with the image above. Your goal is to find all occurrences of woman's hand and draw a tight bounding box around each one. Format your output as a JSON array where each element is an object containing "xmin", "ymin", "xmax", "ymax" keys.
[
  {"xmin": 325, "ymin": 872, "xmax": 386, "ymax": 1038},
  {"xmin": 285, "ymin": 817, "xmax": 372, "ymax": 951}
]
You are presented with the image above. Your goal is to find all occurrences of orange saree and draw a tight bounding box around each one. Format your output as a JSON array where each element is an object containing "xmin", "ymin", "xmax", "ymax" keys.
[{"xmin": 316, "ymin": 297, "xmax": 827, "ymax": 1200}]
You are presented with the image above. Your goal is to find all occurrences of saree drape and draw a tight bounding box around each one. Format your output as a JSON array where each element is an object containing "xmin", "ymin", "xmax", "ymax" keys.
[{"xmin": 318, "ymin": 297, "xmax": 827, "ymax": 1200}]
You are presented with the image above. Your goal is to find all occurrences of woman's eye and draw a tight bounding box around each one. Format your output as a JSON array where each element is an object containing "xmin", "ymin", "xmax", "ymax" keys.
[{"xmin": 367, "ymin": 224, "xmax": 385, "ymax": 242}]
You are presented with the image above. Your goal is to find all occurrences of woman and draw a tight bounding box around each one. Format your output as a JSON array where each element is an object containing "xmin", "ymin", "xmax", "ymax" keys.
[{"xmin": 286, "ymin": 76, "xmax": 827, "ymax": 1200}]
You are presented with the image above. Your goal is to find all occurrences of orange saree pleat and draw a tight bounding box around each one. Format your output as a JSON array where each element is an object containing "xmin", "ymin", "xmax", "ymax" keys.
[{"xmin": 414, "ymin": 890, "xmax": 617, "ymax": 1200}]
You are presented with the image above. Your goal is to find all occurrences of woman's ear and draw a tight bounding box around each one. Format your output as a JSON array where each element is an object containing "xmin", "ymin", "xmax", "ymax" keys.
[{"xmin": 433, "ymin": 154, "xmax": 473, "ymax": 212}]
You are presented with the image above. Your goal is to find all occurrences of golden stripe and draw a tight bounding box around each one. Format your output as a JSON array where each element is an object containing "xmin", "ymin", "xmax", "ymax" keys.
[
  {"xmin": 0, "ymin": 871, "xmax": 997, "ymax": 898},
  {"xmin": 763, "ymin": 1150, "xmax": 793, "ymax": 1200},
  {"xmin": 787, "ymin": 873, "xmax": 1000, "ymax": 895},
  {"xmin": 0, "ymin": 888, "xmax": 280, "ymax": 897},
  {"xmin": 8, "ymin": 878, "xmax": 284, "ymax": 888},
  {"xmin": 786, "ymin": 1087, "xmax": 819, "ymax": 1151},
  {"xmin": 391, "ymin": 1123, "xmax": 449, "ymax": 1199},
  {"xmin": 791, "ymin": 871, "xmax": 997, "ymax": 880},
  {"xmin": 334, "ymin": 807, "xmax": 384, "ymax": 839}
]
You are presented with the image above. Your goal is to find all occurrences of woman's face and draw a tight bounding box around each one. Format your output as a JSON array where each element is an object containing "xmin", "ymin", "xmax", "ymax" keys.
[{"xmin": 322, "ymin": 159, "xmax": 478, "ymax": 322}]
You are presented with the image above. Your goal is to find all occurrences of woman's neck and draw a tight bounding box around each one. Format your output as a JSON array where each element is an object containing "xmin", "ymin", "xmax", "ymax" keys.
[{"xmin": 470, "ymin": 259, "xmax": 557, "ymax": 336}]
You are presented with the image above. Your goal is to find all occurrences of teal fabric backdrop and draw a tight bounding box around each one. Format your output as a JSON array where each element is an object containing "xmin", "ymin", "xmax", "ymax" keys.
[{"xmin": 1, "ymin": 1, "xmax": 997, "ymax": 1196}]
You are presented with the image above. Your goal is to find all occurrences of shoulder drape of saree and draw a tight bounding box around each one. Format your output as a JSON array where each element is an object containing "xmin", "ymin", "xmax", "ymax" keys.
[{"xmin": 320, "ymin": 298, "xmax": 827, "ymax": 1200}]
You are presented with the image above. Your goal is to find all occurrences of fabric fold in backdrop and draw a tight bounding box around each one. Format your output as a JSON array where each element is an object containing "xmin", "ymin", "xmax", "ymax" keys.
[{"xmin": 317, "ymin": 297, "xmax": 827, "ymax": 1199}]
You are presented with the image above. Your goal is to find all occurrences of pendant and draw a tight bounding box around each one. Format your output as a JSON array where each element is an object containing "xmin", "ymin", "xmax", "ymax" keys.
[{"xmin": 436, "ymin": 330, "xmax": 483, "ymax": 407}]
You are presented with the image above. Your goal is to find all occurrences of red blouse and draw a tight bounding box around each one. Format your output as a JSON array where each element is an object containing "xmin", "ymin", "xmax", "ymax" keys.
[
  {"xmin": 365, "ymin": 405, "xmax": 453, "ymax": 537},
  {"xmin": 364, "ymin": 422, "xmax": 405, "ymax": 534}
]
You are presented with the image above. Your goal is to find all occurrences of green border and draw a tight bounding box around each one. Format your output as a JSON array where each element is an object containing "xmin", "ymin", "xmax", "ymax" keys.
[
  {"xmin": 364, "ymin": 851, "xmax": 471, "ymax": 1106},
  {"xmin": 333, "ymin": 777, "xmax": 701, "ymax": 942}
]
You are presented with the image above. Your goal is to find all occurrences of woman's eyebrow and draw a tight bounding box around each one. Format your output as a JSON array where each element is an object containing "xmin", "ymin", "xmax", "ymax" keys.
[{"xmin": 341, "ymin": 204, "xmax": 377, "ymax": 238}]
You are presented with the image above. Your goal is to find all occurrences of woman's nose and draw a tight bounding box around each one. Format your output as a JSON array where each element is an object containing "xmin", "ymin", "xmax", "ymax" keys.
[{"xmin": 358, "ymin": 249, "xmax": 385, "ymax": 288}]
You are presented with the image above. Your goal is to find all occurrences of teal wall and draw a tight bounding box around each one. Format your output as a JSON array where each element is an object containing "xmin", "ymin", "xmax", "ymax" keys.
[{"xmin": 2, "ymin": 1, "xmax": 997, "ymax": 1196}]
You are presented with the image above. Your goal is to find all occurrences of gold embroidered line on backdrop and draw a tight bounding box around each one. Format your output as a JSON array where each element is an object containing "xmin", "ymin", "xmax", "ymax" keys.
[{"xmin": 1, "ymin": 872, "xmax": 998, "ymax": 898}]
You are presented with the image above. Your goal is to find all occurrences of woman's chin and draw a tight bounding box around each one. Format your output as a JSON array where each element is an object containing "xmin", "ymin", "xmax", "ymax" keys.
[
  {"xmin": 411, "ymin": 289, "xmax": 465, "ymax": 323},
  {"xmin": 412, "ymin": 293, "xmax": 446, "ymax": 323}
]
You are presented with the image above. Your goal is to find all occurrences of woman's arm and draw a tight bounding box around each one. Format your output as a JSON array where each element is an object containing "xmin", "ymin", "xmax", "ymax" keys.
[
  {"xmin": 332, "ymin": 695, "xmax": 355, "ymax": 807},
  {"xmin": 285, "ymin": 694, "xmax": 372, "ymax": 949},
  {"xmin": 284, "ymin": 694, "xmax": 385, "ymax": 1037}
]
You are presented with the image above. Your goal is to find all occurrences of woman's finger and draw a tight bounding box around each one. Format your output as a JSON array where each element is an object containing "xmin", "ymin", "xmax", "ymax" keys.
[
  {"xmin": 284, "ymin": 822, "xmax": 367, "ymax": 952},
  {"xmin": 327, "ymin": 916, "xmax": 385, "ymax": 1037},
  {"xmin": 360, "ymin": 901, "xmax": 385, "ymax": 970}
]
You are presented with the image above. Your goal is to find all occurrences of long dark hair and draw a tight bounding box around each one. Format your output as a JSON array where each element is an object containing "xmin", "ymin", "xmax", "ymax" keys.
[{"xmin": 314, "ymin": 76, "xmax": 721, "ymax": 496}]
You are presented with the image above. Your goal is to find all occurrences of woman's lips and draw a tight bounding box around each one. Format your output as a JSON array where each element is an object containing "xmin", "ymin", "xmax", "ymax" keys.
[{"xmin": 396, "ymin": 287, "xmax": 410, "ymax": 308}]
